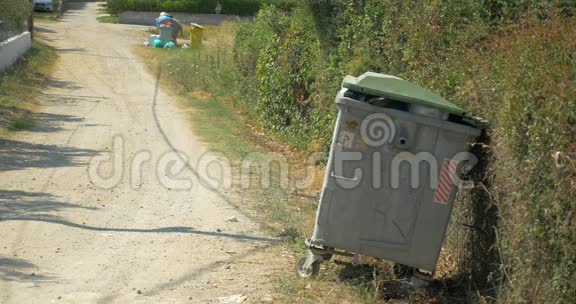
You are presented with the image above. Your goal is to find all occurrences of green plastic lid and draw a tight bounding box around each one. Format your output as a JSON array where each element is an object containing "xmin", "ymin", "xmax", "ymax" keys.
[{"xmin": 342, "ymin": 72, "xmax": 486, "ymax": 127}]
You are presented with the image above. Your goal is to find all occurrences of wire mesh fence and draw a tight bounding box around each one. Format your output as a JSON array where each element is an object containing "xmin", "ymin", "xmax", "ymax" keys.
[
  {"xmin": 0, "ymin": 0, "xmax": 32, "ymax": 42},
  {"xmin": 440, "ymin": 132, "xmax": 501, "ymax": 300},
  {"xmin": 0, "ymin": 21, "xmax": 22, "ymax": 42}
]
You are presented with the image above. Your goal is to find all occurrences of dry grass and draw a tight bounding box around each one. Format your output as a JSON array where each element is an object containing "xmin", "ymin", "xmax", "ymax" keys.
[
  {"xmin": 436, "ymin": 15, "xmax": 576, "ymax": 304},
  {"xmin": 487, "ymin": 17, "xmax": 576, "ymax": 304},
  {"xmin": 0, "ymin": 38, "xmax": 57, "ymax": 135}
]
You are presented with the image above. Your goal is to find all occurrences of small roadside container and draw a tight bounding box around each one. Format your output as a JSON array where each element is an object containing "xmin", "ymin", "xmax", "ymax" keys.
[{"xmin": 189, "ymin": 23, "xmax": 204, "ymax": 48}]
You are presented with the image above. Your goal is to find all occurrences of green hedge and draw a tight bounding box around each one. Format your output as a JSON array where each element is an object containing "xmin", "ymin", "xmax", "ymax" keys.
[
  {"xmin": 233, "ymin": 0, "xmax": 576, "ymax": 302},
  {"xmin": 105, "ymin": 0, "xmax": 290, "ymax": 16}
]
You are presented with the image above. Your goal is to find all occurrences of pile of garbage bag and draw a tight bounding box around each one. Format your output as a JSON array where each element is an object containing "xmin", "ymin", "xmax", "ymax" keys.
[{"xmin": 143, "ymin": 12, "xmax": 184, "ymax": 49}]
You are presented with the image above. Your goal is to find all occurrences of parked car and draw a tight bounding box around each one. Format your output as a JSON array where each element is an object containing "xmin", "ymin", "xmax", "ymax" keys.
[{"xmin": 33, "ymin": 0, "xmax": 54, "ymax": 12}]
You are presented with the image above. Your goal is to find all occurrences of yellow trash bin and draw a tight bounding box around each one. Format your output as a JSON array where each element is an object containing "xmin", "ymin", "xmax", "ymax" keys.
[{"xmin": 189, "ymin": 23, "xmax": 204, "ymax": 48}]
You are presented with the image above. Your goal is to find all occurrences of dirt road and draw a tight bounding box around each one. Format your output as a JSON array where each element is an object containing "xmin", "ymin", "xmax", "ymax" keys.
[{"xmin": 0, "ymin": 2, "xmax": 281, "ymax": 303}]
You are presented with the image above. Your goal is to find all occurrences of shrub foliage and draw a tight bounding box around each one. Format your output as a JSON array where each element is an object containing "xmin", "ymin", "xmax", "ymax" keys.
[
  {"xmin": 105, "ymin": 0, "xmax": 289, "ymax": 16},
  {"xmin": 232, "ymin": 0, "xmax": 576, "ymax": 302}
]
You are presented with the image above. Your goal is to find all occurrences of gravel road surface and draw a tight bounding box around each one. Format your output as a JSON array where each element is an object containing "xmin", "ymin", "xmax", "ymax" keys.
[{"xmin": 0, "ymin": 2, "xmax": 281, "ymax": 303}]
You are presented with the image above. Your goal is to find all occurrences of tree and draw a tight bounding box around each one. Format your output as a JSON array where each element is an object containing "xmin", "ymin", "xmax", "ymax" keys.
[{"xmin": 28, "ymin": 0, "xmax": 34, "ymax": 38}]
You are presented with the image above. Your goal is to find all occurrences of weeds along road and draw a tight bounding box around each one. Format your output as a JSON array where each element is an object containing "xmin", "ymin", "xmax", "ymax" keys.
[{"xmin": 0, "ymin": 2, "xmax": 281, "ymax": 303}]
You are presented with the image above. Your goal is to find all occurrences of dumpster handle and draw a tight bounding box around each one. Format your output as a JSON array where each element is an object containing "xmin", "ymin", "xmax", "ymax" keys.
[{"xmin": 331, "ymin": 172, "xmax": 360, "ymax": 182}]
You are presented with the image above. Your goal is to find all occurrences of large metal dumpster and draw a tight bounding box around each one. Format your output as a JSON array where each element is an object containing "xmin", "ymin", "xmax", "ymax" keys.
[{"xmin": 297, "ymin": 72, "xmax": 485, "ymax": 278}]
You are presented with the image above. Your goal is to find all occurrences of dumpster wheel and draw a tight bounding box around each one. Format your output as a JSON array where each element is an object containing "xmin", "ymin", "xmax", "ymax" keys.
[{"xmin": 295, "ymin": 256, "xmax": 320, "ymax": 278}]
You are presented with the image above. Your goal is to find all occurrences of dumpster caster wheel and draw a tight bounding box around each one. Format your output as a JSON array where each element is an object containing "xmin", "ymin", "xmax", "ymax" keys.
[
  {"xmin": 393, "ymin": 263, "xmax": 415, "ymax": 279},
  {"xmin": 410, "ymin": 271, "xmax": 433, "ymax": 288},
  {"xmin": 296, "ymin": 256, "xmax": 320, "ymax": 278},
  {"xmin": 322, "ymin": 253, "xmax": 333, "ymax": 261}
]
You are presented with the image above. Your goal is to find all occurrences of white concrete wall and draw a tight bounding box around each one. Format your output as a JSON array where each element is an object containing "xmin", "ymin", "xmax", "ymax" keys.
[
  {"xmin": 118, "ymin": 11, "xmax": 252, "ymax": 26},
  {"xmin": 0, "ymin": 32, "xmax": 32, "ymax": 72}
]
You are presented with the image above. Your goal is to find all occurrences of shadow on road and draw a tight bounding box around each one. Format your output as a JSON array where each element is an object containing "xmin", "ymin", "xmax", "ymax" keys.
[
  {"xmin": 55, "ymin": 47, "xmax": 136, "ymax": 60},
  {"xmin": 1, "ymin": 216, "xmax": 279, "ymax": 243},
  {"xmin": 0, "ymin": 139, "xmax": 99, "ymax": 171},
  {"xmin": 56, "ymin": 47, "xmax": 87, "ymax": 53},
  {"xmin": 0, "ymin": 190, "xmax": 98, "ymax": 221},
  {"xmin": 150, "ymin": 66, "xmax": 278, "ymax": 233},
  {"xmin": 46, "ymin": 76, "xmax": 84, "ymax": 90},
  {"xmin": 28, "ymin": 112, "xmax": 86, "ymax": 133},
  {"xmin": 0, "ymin": 190, "xmax": 278, "ymax": 243},
  {"xmin": 0, "ymin": 257, "xmax": 57, "ymax": 283},
  {"xmin": 34, "ymin": 26, "xmax": 57, "ymax": 34}
]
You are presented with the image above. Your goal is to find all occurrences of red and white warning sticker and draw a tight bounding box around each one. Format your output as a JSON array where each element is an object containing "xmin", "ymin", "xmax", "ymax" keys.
[{"xmin": 433, "ymin": 159, "xmax": 459, "ymax": 205}]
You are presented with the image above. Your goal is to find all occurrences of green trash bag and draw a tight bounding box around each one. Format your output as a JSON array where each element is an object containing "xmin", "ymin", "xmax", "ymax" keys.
[
  {"xmin": 163, "ymin": 42, "xmax": 175, "ymax": 49},
  {"xmin": 153, "ymin": 39, "xmax": 164, "ymax": 48}
]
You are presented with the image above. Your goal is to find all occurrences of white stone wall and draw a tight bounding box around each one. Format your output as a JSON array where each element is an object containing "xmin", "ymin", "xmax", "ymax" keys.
[{"xmin": 0, "ymin": 32, "xmax": 32, "ymax": 72}]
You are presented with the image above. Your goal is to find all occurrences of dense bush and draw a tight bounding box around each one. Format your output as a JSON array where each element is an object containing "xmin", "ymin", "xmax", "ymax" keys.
[
  {"xmin": 476, "ymin": 18, "xmax": 576, "ymax": 302},
  {"xmin": 234, "ymin": 4, "xmax": 339, "ymax": 151},
  {"xmin": 105, "ymin": 0, "xmax": 289, "ymax": 16},
  {"xmin": 233, "ymin": 0, "xmax": 576, "ymax": 302}
]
